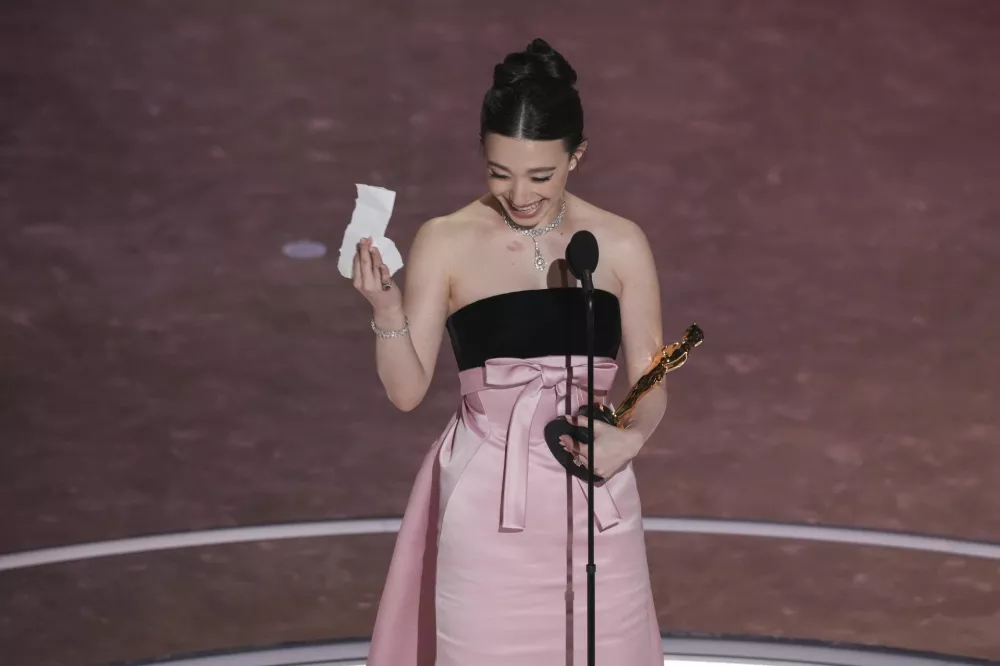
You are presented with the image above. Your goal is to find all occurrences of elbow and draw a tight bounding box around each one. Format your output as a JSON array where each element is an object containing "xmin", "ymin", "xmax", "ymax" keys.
[
  {"xmin": 380, "ymin": 369, "xmax": 432, "ymax": 413},
  {"xmin": 386, "ymin": 387, "xmax": 426, "ymax": 413},
  {"xmin": 391, "ymin": 397, "xmax": 420, "ymax": 413}
]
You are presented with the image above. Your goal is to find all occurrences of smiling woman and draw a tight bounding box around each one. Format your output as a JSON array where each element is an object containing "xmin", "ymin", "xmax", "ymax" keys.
[
  {"xmin": 480, "ymin": 39, "xmax": 587, "ymax": 227},
  {"xmin": 353, "ymin": 38, "xmax": 667, "ymax": 666}
]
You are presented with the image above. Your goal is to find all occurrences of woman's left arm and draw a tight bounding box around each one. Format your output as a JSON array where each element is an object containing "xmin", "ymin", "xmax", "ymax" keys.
[
  {"xmin": 613, "ymin": 220, "xmax": 668, "ymax": 449},
  {"xmin": 560, "ymin": 219, "xmax": 667, "ymax": 478}
]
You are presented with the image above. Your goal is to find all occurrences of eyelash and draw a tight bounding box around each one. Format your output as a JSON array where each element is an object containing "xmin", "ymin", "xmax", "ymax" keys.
[{"xmin": 489, "ymin": 171, "xmax": 552, "ymax": 183}]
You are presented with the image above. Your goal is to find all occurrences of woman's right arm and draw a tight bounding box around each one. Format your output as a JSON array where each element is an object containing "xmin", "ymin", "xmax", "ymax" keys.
[{"xmin": 353, "ymin": 218, "xmax": 451, "ymax": 412}]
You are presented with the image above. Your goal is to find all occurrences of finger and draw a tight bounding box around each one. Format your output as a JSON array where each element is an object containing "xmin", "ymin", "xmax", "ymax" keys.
[
  {"xmin": 365, "ymin": 240, "xmax": 384, "ymax": 287},
  {"xmin": 352, "ymin": 251, "xmax": 362, "ymax": 288},
  {"xmin": 559, "ymin": 435, "xmax": 577, "ymax": 452},
  {"xmin": 369, "ymin": 245, "xmax": 387, "ymax": 289},
  {"xmin": 370, "ymin": 247, "xmax": 390, "ymax": 287},
  {"xmin": 377, "ymin": 264, "xmax": 392, "ymax": 290},
  {"xmin": 562, "ymin": 437, "xmax": 589, "ymax": 459},
  {"xmin": 359, "ymin": 238, "xmax": 375, "ymax": 288},
  {"xmin": 368, "ymin": 238, "xmax": 382, "ymax": 278},
  {"xmin": 569, "ymin": 421, "xmax": 593, "ymax": 445}
]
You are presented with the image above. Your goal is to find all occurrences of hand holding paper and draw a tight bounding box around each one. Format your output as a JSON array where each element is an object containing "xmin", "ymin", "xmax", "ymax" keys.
[{"xmin": 338, "ymin": 184, "xmax": 404, "ymax": 279}]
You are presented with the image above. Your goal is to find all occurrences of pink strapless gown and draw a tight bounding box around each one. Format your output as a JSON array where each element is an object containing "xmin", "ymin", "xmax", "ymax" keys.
[{"xmin": 368, "ymin": 355, "xmax": 661, "ymax": 665}]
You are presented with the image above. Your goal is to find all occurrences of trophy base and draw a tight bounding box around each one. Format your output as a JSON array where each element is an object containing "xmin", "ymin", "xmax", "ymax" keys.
[{"xmin": 543, "ymin": 404, "xmax": 618, "ymax": 483}]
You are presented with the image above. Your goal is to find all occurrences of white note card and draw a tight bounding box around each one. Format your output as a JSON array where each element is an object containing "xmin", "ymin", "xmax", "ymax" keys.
[{"xmin": 337, "ymin": 184, "xmax": 404, "ymax": 279}]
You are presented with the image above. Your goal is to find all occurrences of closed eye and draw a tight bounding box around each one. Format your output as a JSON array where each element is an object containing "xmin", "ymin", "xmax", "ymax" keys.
[{"xmin": 489, "ymin": 171, "xmax": 553, "ymax": 183}]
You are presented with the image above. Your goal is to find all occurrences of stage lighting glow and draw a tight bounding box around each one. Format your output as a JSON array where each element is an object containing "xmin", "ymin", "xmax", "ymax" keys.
[{"xmin": 282, "ymin": 239, "xmax": 327, "ymax": 259}]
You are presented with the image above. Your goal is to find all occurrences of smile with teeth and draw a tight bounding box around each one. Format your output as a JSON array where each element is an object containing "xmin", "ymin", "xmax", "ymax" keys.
[{"xmin": 509, "ymin": 201, "xmax": 541, "ymax": 213}]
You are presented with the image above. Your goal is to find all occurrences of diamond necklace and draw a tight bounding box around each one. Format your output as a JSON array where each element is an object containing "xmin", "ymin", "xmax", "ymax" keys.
[{"xmin": 499, "ymin": 200, "xmax": 567, "ymax": 271}]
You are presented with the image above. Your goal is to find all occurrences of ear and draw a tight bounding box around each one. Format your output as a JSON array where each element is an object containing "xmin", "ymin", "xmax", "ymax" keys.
[{"xmin": 569, "ymin": 140, "xmax": 588, "ymax": 171}]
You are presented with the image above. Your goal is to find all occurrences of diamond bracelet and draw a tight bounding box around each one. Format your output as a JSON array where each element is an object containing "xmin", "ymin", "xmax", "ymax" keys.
[{"xmin": 371, "ymin": 315, "xmax": 409, "ymax": 339}]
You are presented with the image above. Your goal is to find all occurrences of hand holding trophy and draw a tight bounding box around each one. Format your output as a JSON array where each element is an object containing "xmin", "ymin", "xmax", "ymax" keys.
[{"xmin": 545, "ymin": 323, "xmax": 705, "ymax": 482}]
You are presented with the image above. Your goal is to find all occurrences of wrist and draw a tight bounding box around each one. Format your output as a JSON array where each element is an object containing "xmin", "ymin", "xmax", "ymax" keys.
[{"xmin": 373, "ymin": 305, "xmax": 405, "ymax": 330}]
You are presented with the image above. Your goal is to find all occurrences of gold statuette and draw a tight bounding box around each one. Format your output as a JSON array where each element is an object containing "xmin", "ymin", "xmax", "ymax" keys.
[{"xmin": 587, "ymin": 323, "xmax": 704, "ymax": 427}]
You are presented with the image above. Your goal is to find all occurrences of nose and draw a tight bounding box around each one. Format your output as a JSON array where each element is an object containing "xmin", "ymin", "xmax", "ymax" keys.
[{"xmin": 511, "ymin": 181, "xmax": 533, "ymax": 206}]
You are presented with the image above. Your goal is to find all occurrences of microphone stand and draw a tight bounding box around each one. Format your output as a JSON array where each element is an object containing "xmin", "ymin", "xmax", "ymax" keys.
[{"xmin": 580, "ymin": 269, "xmax": 597, "ymax": 666}]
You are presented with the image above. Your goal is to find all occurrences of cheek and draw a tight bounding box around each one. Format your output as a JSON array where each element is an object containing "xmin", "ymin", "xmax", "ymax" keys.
[
  {"xmin": 487, "ymin": 179, "xmax": 509, "ymax": 197},
  {"xmin": 541, "ymin": 173, "xmax": 570, "ymax": 197}
]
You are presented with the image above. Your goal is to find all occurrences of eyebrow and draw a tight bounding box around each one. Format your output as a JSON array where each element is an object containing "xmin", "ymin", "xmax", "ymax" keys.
[{"xmin": 488, "ymin": 161, "xmax": 557, "ymax": 174}]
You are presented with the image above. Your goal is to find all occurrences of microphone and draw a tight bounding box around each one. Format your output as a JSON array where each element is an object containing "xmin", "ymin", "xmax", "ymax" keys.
[
  {"xmin": 565, "ymin": 228, "xmax": 602, "ymax": 666},
  {"xmin": 566, "ymin": 230, "xmax": 598, "ymax": 293}
]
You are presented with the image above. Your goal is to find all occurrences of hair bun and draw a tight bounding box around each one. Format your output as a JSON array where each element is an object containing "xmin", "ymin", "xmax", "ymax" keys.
[{"xmin": 492, "ymin": 38, "xmax": 578, "ymax": 89}]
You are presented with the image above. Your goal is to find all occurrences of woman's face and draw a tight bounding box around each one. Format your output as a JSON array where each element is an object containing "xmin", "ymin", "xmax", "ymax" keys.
[{"xmin": 482, "ymin": 133, "xmax": 585, "ymax": 226}]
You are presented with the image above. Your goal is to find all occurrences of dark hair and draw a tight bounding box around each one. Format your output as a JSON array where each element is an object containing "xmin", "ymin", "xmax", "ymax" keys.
[{"xmin": 480, "ymin": 38, "xmax": 585, "ymax": 153}]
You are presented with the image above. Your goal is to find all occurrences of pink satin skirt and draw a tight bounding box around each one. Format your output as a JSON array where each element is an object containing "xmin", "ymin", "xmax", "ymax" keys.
[{"xmin": 368, "ymin": 356, "xmax": 661, "ymax": 665}]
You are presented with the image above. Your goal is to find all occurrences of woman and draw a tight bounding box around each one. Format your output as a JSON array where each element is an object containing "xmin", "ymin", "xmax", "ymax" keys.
[{"xmin": 353, "ymin": 38, "xmax": 667, "ymax": 665}]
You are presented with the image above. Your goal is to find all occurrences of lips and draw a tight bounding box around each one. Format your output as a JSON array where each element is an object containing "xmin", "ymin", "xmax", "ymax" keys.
[{"xmin": 507, "ymin": 200, "xmax": 542, "ymax": 219}]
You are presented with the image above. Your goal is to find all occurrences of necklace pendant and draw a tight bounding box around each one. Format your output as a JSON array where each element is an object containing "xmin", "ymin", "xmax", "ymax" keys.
[
  {"xmin": 533, "ymin": 240, "xmax": 546, "ymax": 271},
  {"xmin": 501, "ymin": 200, "xmax": 566, "ymax": 273}
]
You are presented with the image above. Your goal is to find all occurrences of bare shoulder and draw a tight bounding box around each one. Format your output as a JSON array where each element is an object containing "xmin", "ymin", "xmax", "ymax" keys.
[
  {"xmin": 569, "ymin": 198, "xmax": 663, "ymax": 373},
  {"xmin": 569, "ymin": 196, "xmax": 657, "ymax": 283},
  {"xmin": 405, "ymin": 199, "xmax": 491, "ymax": 291},
  {"xmin": 409, "ymin": 201, "xmax": 484, "ymax": 259},
  {"xmin": 413, "ymin": 200, "xmax": 488, "ymax": 247}
]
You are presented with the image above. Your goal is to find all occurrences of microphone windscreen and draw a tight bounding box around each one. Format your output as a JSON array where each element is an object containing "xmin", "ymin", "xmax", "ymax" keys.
[{"xmin": 566, "ymin": 230, "xmax": 599, "ymax": 278}]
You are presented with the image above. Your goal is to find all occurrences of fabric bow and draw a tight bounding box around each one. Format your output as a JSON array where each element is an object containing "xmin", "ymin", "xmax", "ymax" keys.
[{"xmin": 482, "ymin": 357, "xmax": 620, "ymax": 531}]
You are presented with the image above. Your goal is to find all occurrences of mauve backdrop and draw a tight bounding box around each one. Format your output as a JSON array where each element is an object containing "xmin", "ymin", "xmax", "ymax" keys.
[{"xmin": 2, "ymin": 1, "xmax": 1000, "ymax": 665}]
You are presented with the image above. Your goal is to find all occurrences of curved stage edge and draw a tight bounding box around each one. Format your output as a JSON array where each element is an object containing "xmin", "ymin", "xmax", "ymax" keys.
[
  {"xmin": 122, "ymin": 636, "xmax": 998, "ymax": 666},
  {"xmin": 5, "ymin": 516, "xmax": 1000, "ymax": 572},
  {"xmin": 6, "ymin": 518, "xmax": 999, "ymax": 666}
]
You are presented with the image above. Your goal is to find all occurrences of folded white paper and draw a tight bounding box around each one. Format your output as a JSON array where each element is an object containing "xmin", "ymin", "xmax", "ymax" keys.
[{"xmin": 337, "ymin": 184, "xmax": 404, "ymax": 279}]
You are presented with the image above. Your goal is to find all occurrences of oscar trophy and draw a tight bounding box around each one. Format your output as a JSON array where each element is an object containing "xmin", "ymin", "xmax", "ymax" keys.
[{"xmin": 545, "ymin": 323, "xmax": 705, "ymax": 482}]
